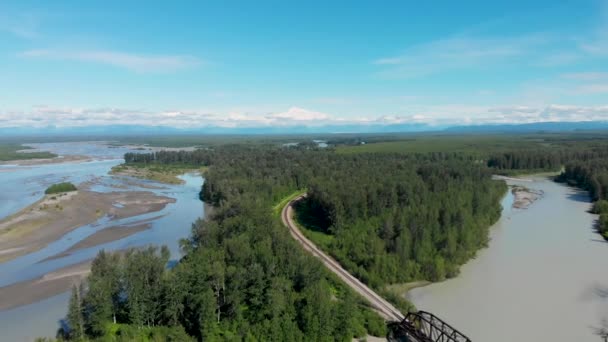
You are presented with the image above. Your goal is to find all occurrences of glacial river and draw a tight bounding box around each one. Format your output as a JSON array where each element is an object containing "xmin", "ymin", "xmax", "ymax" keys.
[
  {"xmin": 409, "ymin": 177, "xmax": 608, "ymax": 341},
  {"xmin": 0, "ymin": 142, "xmax": 204, "ymax": 341}
]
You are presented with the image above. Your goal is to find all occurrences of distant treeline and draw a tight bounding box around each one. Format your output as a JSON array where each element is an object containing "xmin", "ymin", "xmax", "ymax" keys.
[
  {"xmin": 124, "ymin": 150, "xmax": 215, "ymax": 165},
  {"xmin": 487, "ymin": 149, "xmax": 608, "ymax": 172}
]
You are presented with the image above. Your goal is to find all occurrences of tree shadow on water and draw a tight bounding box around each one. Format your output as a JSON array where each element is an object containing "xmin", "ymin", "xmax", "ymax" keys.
[
  {"xmin": 54, "ymin": 318, "xmax": 69, "ymax": 340},
  {"xmin": 566, "ymin": 190, "xmax": 592, "ymax": 203},
  {"xmin": 587, "ymin": 285, "xmax": 608, "ymax": 341}
]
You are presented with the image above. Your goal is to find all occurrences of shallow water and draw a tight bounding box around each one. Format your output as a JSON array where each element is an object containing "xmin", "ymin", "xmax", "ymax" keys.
[
  {"xmin": 0, "ymin": 142, "xmax": 204, "ymax": 341},
  {"xmin": 0, "ymin": 159, "xmax": 122, "ymax": 219},
  {"xmin": 409, "ymin": 177, "xmax": 608, "ymax": 341}
]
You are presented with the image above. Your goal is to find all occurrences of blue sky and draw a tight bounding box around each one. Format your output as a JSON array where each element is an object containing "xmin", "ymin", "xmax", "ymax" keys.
[{"xmin": 1, "ymin": 0, "xmax": 608, "ymax": 129}]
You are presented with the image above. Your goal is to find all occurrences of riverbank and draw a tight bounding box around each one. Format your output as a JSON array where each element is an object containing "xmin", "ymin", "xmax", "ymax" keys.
[
  {"xmin": 385, "ymin": 281, "xmax": 432, "ymax": 296},
  {"xmin": 0, "ymin": 188, "xmax": 175, "ymax": 263}
]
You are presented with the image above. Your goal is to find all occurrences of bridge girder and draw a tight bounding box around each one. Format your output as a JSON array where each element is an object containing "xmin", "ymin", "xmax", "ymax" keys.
[{"xmin": 387, "ymin": 311, "xmax": 471, "ymax": 342}]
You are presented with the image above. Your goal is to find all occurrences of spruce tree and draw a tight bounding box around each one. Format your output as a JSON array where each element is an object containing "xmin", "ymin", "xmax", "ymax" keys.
[{"xmin": 67, "ymin": 285, "xmax": 85, "ymax": 341}]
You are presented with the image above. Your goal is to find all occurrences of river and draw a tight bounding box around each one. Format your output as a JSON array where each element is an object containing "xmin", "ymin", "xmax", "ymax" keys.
[
  {"xmin": 0, "ymin": 142, "xmax": 204, "ymax": 341},
  {"xmin": 409, "ymin": 177, "xmax": 608, "ymax": 341}
]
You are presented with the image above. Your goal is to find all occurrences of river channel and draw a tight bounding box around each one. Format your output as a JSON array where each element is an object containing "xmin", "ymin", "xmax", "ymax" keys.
[{"xmin": 409, "ymin": 177, "xmax": 607, "ymax": 341}]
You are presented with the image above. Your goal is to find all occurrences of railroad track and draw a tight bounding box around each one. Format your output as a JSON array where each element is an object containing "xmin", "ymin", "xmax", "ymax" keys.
[{"xmin": 281, "ymin": 194, "xmax": 404, "ymax": 322}]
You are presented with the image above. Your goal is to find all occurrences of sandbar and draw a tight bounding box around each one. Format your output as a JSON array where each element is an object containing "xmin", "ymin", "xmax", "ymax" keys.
[
  {"xmin": 0, "ymin": 189, "xmax": 175, "ymax": 263},
  {"xmin": 0, "ymin": 260, "xmax": 91, "ymax": 311},
  {"xmin": 0, "ymin": 154, "xmax": 92, "ymax": 166}
]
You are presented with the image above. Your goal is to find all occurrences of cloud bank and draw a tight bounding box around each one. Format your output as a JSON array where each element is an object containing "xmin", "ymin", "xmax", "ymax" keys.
[{"xmin": 2, "ymin": 105, "xmax": 608, "ymax": 130}]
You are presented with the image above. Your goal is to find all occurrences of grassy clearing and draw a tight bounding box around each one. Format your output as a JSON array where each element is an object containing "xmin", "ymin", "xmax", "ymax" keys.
[
  {"xmin": 111, "ymin": 163, "xmax": 207, "ymax": 184},
  {"xmin": 0, "ymin": 144, "xmax": 56, "ymax": 161},
  {"xmin": 273, "ymin": 189, "xmax": 335, "ymax": 256},
  {"xmin": 335, "ymin": 134, "xmax": 560, "ymax": 155},
  {"xmin": 292, "ymin": 199, "xmax": 335, "ymax": 249}
]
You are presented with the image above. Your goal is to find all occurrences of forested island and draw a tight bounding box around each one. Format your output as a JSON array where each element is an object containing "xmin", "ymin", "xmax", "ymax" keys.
[
  {"xmin": 45, "ymin": 182, "xmax": 78, "ymax": 195},
  {"xmin": 0, "ymin": 144, "xmax": 56, "ymax": 161}
]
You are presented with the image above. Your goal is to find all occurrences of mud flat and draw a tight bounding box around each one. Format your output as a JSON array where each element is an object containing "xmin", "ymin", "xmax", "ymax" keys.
[
  {"xmin": 0, "ymin": 154, "xmax": 92, "ymax": 166},
  {"xmin": 0, "ymin": 260, "xmax": 91, "ymax": 311},
  {"xmin": 0, "ymin": 189, "xmax": 175, "ymax": 263},
  {"xmin": 42, "ymin": 219, "xmax": 158, "ymax": 262}
]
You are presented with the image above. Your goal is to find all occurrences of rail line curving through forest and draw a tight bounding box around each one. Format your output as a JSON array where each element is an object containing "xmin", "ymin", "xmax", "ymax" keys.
[{"xmin": 281, "ymin": 194, "xmax": 405, "ymax": 322}]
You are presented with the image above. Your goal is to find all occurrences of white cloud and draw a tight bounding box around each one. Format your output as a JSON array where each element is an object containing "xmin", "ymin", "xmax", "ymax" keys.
[
  {"xmin": 374, "ymin": 14, "xmax": 608, "ymax": 79},
  {"xmin": 20, "ymin": 49, "xmax": 201, "ymax": 72},
  {"xmin": 535, "ymin": 52, "xmax": 582, "ymax": 67},
  {"xmin": 574, "ymin": 84, "xmax": 608, "ymax": 94},
  {"xmin": 562, "ymin": 72, "xmax": 608, "ymax": 81},
  {"xmin": 312, "ymin": 97, "xmax": 353, "ymax": 105},
  {"xmin": 268, "ymin": 107, "xmax": 329, "ymax": 121},
  {"xmin": 0, "ymin": 13, "xmax": 39, "ymax": 38},
  {"xmin": 557, "ymin": 72, "xmax": 608, "ymax": 94},
  {"xmin": 373, "ymin": 34, "xmax": 554, "ymax": 78}
]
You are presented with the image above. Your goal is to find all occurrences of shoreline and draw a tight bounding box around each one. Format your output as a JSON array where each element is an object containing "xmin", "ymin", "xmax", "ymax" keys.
[{"xmin": 386, "ymin": 280, "xmax": 432, "ymax": 301}]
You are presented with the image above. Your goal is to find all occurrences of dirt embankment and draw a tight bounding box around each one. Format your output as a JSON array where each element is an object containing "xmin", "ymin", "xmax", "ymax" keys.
[{"xmin": 0, "ymin": 190, "xmax": 175, "ymax": 263}]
